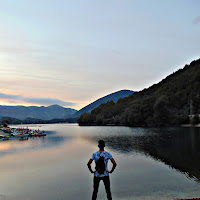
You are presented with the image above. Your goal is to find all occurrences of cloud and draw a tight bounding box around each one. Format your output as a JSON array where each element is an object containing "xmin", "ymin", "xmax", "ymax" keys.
[
  {"xmin": 0, "ymin": 93, "xmax": 21, "ymax": 100},
  {"xmin": 193, "ymin": 16, "xmax": 200, "ymax": 24},
  {"xmin": 0, "ymin": 93, "xmax": 75, "ymax": 107}
]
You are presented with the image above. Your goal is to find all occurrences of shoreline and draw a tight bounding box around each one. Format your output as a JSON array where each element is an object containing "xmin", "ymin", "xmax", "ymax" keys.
[
  {"xmin": 5, "ymin": 122, "xmax": 200, "ymax": 128},
  {"xmin": 181, "ymin": 124, "xmax": 200, "ymax": 127},
  {"xmin": 79, "ymin": 123, "xmax": 200, "ymax": 128}
]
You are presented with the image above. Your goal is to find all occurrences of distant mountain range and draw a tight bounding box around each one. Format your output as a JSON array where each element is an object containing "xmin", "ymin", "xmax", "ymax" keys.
[
  {"xmin": 74, "ymin": 90, "xmax": 134, "ymax": 117},
  {"xmin": 0, "ymin": 89, "xmax": 134, "ymax": 123},
  {"xmin": 0, "ymin": 105, "xmax": 77, "ymax": 120}
]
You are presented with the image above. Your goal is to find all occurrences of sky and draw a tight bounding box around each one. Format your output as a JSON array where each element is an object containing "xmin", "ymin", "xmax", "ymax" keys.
[{"xmin": 0, "ymin": 0, "xmax": 199, "ymax": 110}]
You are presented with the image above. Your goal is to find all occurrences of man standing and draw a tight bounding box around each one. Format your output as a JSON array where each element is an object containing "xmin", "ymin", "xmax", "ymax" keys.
[{"xmin": 87, "ymin": 140, "xmax": 117, "ymax": 200}]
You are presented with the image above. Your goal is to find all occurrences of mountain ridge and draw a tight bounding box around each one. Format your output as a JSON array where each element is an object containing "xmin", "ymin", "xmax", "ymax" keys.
[
  {"xmin": 0, "ymin": 104, "xmax": 77, "ymax": 120},
  {"xmin": 74, "ymin": 89, "xmax": 134, "ymax": 117},
  {"xmin": 0, "ymin": 90, "xmax": 134, "ymax": 123}
]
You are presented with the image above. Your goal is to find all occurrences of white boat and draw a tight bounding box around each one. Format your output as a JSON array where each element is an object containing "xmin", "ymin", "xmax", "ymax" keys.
[
  {"xmin": 12, "ymin": 130, "xmax": 29, "ymax": 137},
  {"xmin": 13, "ymin": 133, "xmax": 29, "ymax": 137}
]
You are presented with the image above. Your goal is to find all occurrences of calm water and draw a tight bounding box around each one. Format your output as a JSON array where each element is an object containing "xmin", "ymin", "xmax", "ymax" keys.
[{"xmin": 0, "ymin": 124, "xmax": 200, "ymax": 200}]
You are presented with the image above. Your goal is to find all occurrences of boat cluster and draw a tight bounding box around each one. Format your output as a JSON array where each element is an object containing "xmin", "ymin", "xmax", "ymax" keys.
[{"xmin": 0, "ymin": 127, "xmax": 46, "ymax": 139}]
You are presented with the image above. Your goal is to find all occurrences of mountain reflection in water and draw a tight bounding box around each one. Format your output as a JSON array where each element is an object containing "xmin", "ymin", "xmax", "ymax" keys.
[
  {"xmin": 85, "ymin": 127, "xmax": 200, "ymax": 182},
  {"xmin": 0, "ymin": 124, "xmax": 200, "ymax": 200}
]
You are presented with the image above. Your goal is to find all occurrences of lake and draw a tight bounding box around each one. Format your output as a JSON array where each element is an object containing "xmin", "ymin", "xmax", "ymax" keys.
[{"xmin": 0, "ymin": 124, "xmax": 200, "ymax": 200}]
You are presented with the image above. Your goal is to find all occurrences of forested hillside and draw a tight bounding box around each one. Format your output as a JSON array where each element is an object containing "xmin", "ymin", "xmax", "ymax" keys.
[{"xmin": 78, "ymin": 59, "xmax": 200, "ymax": 126}]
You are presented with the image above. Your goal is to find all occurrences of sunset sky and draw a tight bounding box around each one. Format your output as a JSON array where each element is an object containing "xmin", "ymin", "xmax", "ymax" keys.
[{"xmin": 0, "ymin": 0, "xmax": 199, "ymax": 110}]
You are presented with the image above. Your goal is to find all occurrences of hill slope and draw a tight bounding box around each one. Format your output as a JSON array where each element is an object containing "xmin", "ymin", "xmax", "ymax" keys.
[
  {"xmin": 74, "ymin": 90, "xmax": 134, "ymax": 117},
  {"xmin": 0, "ymin": 104, "xmax": 77, "ymax": 120},
  {"xmin": 78, "ymin": 59, "xmax": 200, "ymax": 126}
]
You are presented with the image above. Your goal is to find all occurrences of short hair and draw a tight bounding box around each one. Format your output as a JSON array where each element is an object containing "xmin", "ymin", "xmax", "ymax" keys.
[{"xmin": 98, "ymin": 140, "xmax": 105, "ymax": 149}]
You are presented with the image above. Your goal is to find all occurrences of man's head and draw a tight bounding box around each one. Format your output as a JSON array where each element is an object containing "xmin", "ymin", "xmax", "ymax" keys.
[{"xmin": 98, "ymin": 140, "xmax": 105, "ymax": 149}]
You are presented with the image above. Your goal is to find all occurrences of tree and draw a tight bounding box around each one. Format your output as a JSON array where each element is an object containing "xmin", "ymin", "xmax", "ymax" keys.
[
  {"xmin": 96, "ymin": 114, "xmax": 104, "ymax": 125},
  {"xmin": 114, "ymin": 116, "xmax": 120, "ymax": 125},
  {"xmin": 191, "ymin": 114, "xmax": 199, "ymax": 125},
  {"xmin": 153, "ymin": 96, "xmax": 170, "ymax": 126},
  {"xmin": 1, "ymin": 119, "xmax": 9, "ymax": 127},
  {"xmin": 77, "ymin": 113, "xmax": 94, "ymax": 125}
]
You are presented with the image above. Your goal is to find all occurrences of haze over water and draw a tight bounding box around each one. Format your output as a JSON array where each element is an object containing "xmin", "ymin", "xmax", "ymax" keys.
[{"xmin": 0, "ymin": 124, "xmax": 200, "ymax": 200}]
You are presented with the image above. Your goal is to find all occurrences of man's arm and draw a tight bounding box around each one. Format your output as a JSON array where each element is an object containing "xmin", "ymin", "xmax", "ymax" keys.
[
  {"xmin": 87, "ymin": 158, "xmax": 95, "ymax": 173},
  {"xmin": 108, "ymin": 158, "xmax": 117, "ymax": 174}
]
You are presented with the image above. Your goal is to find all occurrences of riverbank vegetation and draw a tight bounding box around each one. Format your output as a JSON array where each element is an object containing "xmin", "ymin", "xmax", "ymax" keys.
[
  {"xmin": 0, "ymin": 117, "xmax": 77, "ymax": 125},
  {"xmin": 78, "ymin": 59, "xmax": 200, "ymax": 127}
]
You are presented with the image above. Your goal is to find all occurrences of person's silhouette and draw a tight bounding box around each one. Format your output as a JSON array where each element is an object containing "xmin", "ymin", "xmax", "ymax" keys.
[{"xmin": 87, "ymin": 140, "xmax": 117, "ymax": 200}]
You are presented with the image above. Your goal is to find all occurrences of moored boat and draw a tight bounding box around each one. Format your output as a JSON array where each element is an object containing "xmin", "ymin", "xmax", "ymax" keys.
[
  {"xmin": 0, "ymin": 127, "xmax": 46, "ymax": 138},
  {"xmin": 0, "ymin": 134, "xmax": 10, "ymax": 139},
  {"xmin": 29, "ymin": 129, "xmax": 46, "ymax": 137},
  {"xmin": 2, "ymin": 128, "xmax": 12, "ymax": 134},
  {"xmin": 13, "ymin": 133, "xmax": 29, "ymax": 137},
  {"xmin": 31, "ymin": 133, "xmax": 46, "ymax": 137}
]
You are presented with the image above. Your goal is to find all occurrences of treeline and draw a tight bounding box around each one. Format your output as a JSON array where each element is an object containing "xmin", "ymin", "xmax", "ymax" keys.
[
  {"xmin": 78, "ymin": 59, "xmax": 200, "ymax": 127},
  {"xmin": 0, "ymin": 117, "xmax": 78, "ymax": 125}
]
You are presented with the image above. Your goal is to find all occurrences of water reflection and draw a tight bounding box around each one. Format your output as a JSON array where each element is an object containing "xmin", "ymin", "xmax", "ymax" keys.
[
  {"xmin": 0, "ymin": 124, "xmax": 200, "ymax": 200},
  {"xmin": 0, "ymin": 131, "xmax": 69, "ymax": 158},
  {"xmin": 85, "ymin": 127, "xmax": 200, "ymax": 182}
]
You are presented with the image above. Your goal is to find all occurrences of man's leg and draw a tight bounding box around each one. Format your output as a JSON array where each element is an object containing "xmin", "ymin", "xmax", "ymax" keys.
[
  {"xmin": 92, "ymin": 176, "xmax": 100, "ymax": 200},
  {"xmin": 102, "ymin": 176, "xmax": 112, "ymax": 200}
]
